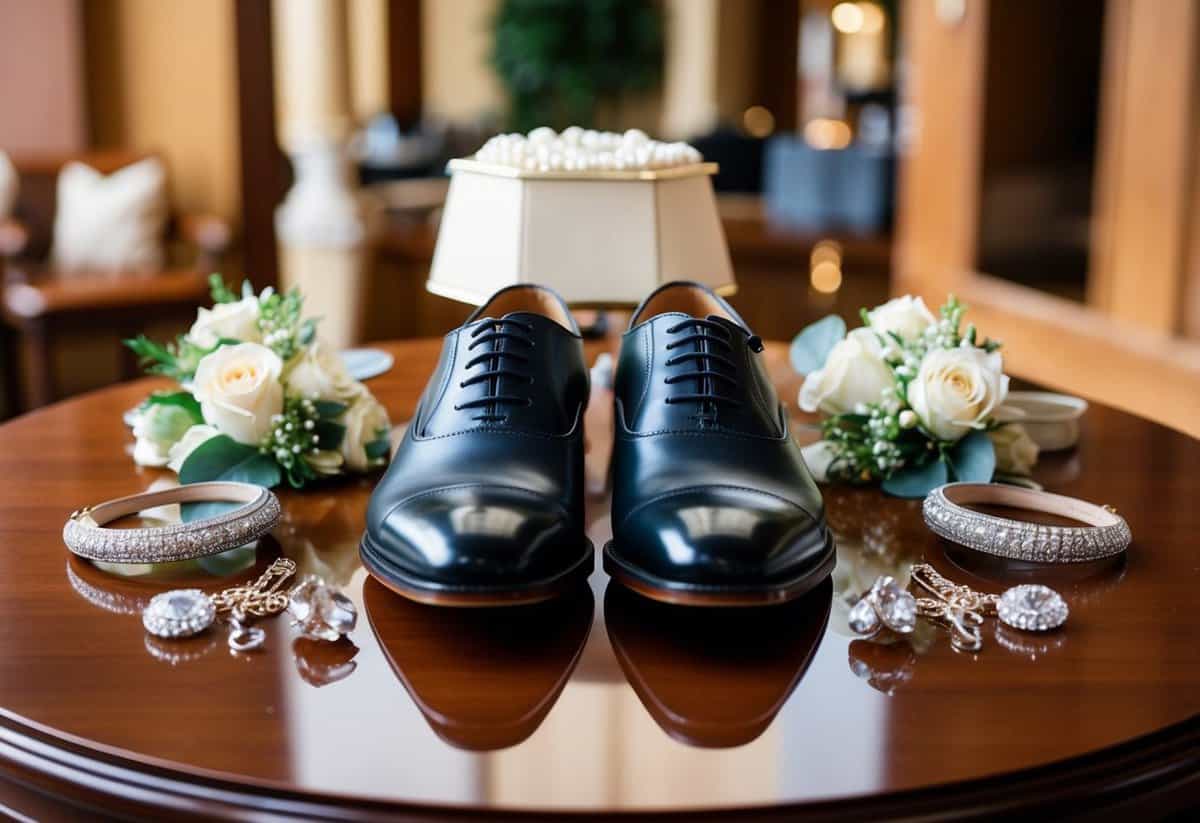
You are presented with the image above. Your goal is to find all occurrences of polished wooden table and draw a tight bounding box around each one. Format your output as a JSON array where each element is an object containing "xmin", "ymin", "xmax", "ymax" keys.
[{"xmin": 0, "ymin": 339, "xmax": 1197, "ymax": 820}]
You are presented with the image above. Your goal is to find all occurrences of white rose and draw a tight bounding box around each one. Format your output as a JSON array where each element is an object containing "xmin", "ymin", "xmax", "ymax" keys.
[
  {"xmin": 908, "ymin": 347, "xmax": 1009, "ymax": 441},
  {"xmin": 801, "ymin": 439, "xmax": 839, "ymax": 483},
  {"xmin": 285, "ymin": 343, "xmax": 362, "ymax": 402},
  {"xmin": 989, "ymin": 423, "xmax": 1039, "ymax": 476},
  {"xmin": 306, "ymin": 449, "xmax": 346, "ymax": 476},
  {"xmin": 166, "ymin": 424, "xmax": 219, "ymax": 472},
  {"xmin": 867, "ymin": 295, "xmax": 935, "ymax": 342},
  {"xmin": 799, "ymin": 328, "xmax": 894, "ymax": 415},
  {"xmin": 187, "ymin": 295, "xmax": 261, "ymax": 349},
  {"xmin": 340, "ymin": 395, "xmax": 391, "ymax": 472},
  {"xmin": 131, "ymin": 403, "xmax": 195, "ymax": 467},
  {"xmin": 192, "ymin": 343, "xmax": 284, "ymax": 445}
]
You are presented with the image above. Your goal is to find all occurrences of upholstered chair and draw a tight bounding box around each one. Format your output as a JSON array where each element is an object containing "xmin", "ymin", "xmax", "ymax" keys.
[{"xmin": 0, "ymin": 150, "xmax": 231, "ymax": 412}]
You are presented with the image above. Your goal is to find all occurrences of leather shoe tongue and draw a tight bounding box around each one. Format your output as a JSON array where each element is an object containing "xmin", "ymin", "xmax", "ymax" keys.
[{"xmin": 364, "ymin": 578, "xmax": 594, "ymax": 751}]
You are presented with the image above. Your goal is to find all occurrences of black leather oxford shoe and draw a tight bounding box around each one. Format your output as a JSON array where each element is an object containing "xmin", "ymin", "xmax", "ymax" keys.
[
  {"xmin": 605, "ymin": 281, "xmax": 835, "ymax": 606},
  {"xmin": 361, "ymin": 285, "xmax": 592, "ymax": 605}
]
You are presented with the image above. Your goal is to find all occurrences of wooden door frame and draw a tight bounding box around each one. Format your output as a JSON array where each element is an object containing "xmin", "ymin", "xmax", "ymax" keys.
[{"xmin": 894, "ymin": 0, "xmax": 1200, "ymax": 437}]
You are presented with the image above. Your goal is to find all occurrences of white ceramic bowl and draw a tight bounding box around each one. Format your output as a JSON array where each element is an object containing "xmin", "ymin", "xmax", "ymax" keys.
[{"xmin": 1005, "ymin": 391, "xmax": 1089, "ymax": 451}]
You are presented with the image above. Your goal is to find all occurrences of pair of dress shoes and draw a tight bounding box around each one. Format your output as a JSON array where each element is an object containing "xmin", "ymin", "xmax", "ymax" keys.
[{"xmin": 360, "ymin": 281, "xmax": 835, "ymax": 607}]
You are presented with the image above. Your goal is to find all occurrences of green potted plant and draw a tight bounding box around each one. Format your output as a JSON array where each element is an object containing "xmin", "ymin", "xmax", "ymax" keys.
[{"xmin": 490, "ymin": 0, "xmax": 665, "ymax": 132}]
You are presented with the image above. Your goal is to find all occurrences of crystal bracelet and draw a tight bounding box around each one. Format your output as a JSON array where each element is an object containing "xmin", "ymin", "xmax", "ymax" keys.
[
  {"xmin": 63, "ymin": 481, "xmax": 280, "ymax": 564},
  {"xmin": 923, "ymin": 482, "xmax": 1131, "ymax": 564}
]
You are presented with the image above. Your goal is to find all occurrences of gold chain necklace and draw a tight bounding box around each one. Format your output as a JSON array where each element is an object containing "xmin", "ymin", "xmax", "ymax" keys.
[
  {"xmin": 209, "ymin": 558, "xmax": 297, "ymax": 650},
  {"xmin": 910, "ymin": 563, "xmax": 999, "ymax": 652}
]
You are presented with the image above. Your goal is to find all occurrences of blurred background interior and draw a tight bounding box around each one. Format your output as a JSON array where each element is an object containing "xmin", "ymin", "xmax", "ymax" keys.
[{"xmin": 0, "ymin": 0, "xmax": 1197, "ymax": 434}]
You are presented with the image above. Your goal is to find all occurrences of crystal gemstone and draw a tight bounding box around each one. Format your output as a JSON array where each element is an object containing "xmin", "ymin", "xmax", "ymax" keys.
[
  {"xmin": 872, "ymin": 576, "xmax": 917, "ymax": 634},
  {"xmin": 287, "ymin": 575, "xmax": 357, "ymax": 642},
  {"xmin": 848, "ymin": 598, "xmax": 881, "ymax": 635},
  {"xmin": 997, "ymin": 584, "xmax": 1069, "ymax": 631}
]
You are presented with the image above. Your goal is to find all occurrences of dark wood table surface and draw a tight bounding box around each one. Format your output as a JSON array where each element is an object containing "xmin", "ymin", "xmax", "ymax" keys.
[{"xmin": 0, "ymin": 339, "xmax": 1196, "ymax": 820}]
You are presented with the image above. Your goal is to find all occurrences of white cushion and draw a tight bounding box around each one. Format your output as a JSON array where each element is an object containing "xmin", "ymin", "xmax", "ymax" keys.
[
  {"xmin": 51, "ymin": 157, "xmax": 168, "ymax": 273},
  {"xmin": 0, "ymin": 151, "xmax": 16, "ymax": 221}
]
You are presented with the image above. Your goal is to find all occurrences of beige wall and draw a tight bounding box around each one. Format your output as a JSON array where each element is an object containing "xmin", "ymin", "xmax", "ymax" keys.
[
  {"xmin": 0, "ymin": 0, "xmax": 87, "ymax": 154},
  {"xmin": 421, "ymin": 0, "xmax": 503, "ymax": 123},
  {"xmin": 84, "ymin": 0, "xmax": 241, "ymax": 221}
]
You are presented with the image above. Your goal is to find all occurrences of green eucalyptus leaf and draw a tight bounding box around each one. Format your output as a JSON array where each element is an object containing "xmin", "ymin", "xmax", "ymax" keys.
[
  {"xmin": 313, "ymin": 400, "xmax": 348, "ymax": 419},
  {"xmin": 314, "ymin": 420, "xmax": 346, "ymax": 450},
  {"xmin": 286, "ymin": 456, "xmax": 316, "ymax": 489},
  {"xmin": 178, "ymin": 434, "xmax": 281, "ymax": 488},
  {"xmin": 209, "ymin": 273, "xmax": 237, "ymax": 303},
  {"xmin": 298, "ymin": 318, "xmax": 317, "ymax": 346},
  {"xmin": 881, "ymin": 457, "xmax": 949, "ymax": 499},
  {"xmin": 790, "ymin": 314, "xmax": 846, "ymax": 375},
  {"xmin": 144, "ymin": 391, "xmax": 204, "ymax": 423},
  {"xmin": 948, "ymin": 429, "xmax": 997, "ymax": 482},
  {"xmin": 364, "ymin": 437, "xmax": 391, "ymax": 460}
]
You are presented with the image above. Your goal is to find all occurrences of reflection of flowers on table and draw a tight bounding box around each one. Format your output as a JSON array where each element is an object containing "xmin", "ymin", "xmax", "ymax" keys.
[
  {"xmin": 273, "ymin": 491, "xmax": 370, "ymax": 587},
  {"xmin": 826, "ymin": 486, "xmax": 923, "ymax": 639}
]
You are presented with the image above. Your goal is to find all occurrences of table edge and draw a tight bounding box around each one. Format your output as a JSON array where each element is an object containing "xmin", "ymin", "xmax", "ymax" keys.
[{"xmin": 1, "ymin": 709, "xmax": 1196, "ymax": 820}]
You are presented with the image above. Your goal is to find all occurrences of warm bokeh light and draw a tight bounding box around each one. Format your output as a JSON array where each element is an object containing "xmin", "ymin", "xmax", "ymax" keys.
[
  {"xmin": 859, "ymin": 3, "xmax": 886, "ymax": 34},
  {"xmin": 831, "ymin": 2, "xmax": 865, "ymax": 34},
  {"xmin": 810, "ymin": 239, "xmax": 843, "ymax": 267},
  {"xmin": 803, "ymin": 118, "xmax": 853, "ymax": 150},
  {"xmin": 741, "ymin": 105, "xmax": 776, "ymax": 138},
  {"xmin": 832, "ymin": 2, "xmax": 885, "ymax": 35},
  {"xmin": 810, "ymin": 260, "xmax": 843, "ymax": 294}
]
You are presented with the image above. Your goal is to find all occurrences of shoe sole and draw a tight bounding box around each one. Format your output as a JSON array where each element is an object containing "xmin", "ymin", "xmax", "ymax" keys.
[
  {"xmin": 603, "ymin": 529, "xmax": 836, "ymax": 607},
  {"xmin": 360, "ymin": 533, "xmax": 595, "ymax": 608}
]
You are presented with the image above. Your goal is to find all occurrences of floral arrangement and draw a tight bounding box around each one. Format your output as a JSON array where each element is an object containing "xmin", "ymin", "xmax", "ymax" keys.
[
  {"xmin": 124, "ymin": 276, "xmax": 391, "ymax": 489},
  {"xmin": 793, "ymin": 295, "xmax": 1038, "ymax": 498}
]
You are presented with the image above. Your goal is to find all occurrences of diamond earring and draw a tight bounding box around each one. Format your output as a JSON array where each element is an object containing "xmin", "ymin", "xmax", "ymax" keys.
[{"xmin": 848, "ymin": 576, "xmax": 918, "ymax": 637}]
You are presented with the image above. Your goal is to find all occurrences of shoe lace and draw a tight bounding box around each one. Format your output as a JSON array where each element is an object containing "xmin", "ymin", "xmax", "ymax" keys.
[
  {"xmin": 454, "ymin": 318, "xmax": 536, "ymax": 423},
  {"xmin": 664, "ymin": 317, "xmax": 763, "ymax": 422}
]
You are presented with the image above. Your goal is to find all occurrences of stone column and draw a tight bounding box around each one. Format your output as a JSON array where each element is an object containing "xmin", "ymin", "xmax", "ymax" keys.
[
  {"xmin": 271, "ymin": 0, "xmax": 371, "ymax": 349},
  {"xmin": 348, "ymin": 0, "xmax": 390, "ymax": 123}
]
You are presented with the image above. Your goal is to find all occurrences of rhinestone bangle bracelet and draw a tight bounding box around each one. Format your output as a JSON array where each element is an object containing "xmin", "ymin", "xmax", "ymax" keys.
[
  {"xmin": 923, "ymin": 482, "xmax": 1131, "ymax": 564},
  {"xmin": 63, "ymin": 482, "xmax": 280, "ymax": 564}
]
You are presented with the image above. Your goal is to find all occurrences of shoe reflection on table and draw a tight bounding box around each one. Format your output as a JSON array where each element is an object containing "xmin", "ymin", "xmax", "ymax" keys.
[
  {"xmin": 363, "ymin": 578, "xmax": 594, "ymax": 751},
  {"xmin": 604, "ymin": 578, "xmax": 831, "ymax": 749}
]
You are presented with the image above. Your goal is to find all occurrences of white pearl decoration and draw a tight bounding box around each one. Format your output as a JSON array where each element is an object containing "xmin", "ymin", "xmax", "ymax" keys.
[{"xmin": 473, "ymin": 127, "xmax": 703, "ymax": 172}]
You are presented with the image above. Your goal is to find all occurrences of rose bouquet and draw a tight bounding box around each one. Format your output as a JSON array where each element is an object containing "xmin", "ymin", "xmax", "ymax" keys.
[
  {"xmin": 793, "ymin": 295, "xmax": 1038, "ymax": 498},
  {"xmin": 124, "ymin": 275, "xmax": 391, "ymax": 489}
]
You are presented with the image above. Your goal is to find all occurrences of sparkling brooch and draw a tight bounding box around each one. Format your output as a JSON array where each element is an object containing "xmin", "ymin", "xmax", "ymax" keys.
[{"xmin": 142, "ymin": 589, "xmax": 216, "ymax": 639}]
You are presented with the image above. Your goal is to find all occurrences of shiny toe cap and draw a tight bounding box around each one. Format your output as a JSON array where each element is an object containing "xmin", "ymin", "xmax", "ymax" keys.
[
  {"xmin": 613, "ymin": 487, "xmax": 827, "ymax": 585},
  {"xmin": 368, "ymin": 484, "xmax": 578, "ymax": 585}
]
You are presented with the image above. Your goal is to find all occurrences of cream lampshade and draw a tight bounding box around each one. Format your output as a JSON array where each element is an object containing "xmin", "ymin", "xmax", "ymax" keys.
[{"xmin": 426, "ymin": 159, "xmax": 736, "ymax": 308}]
